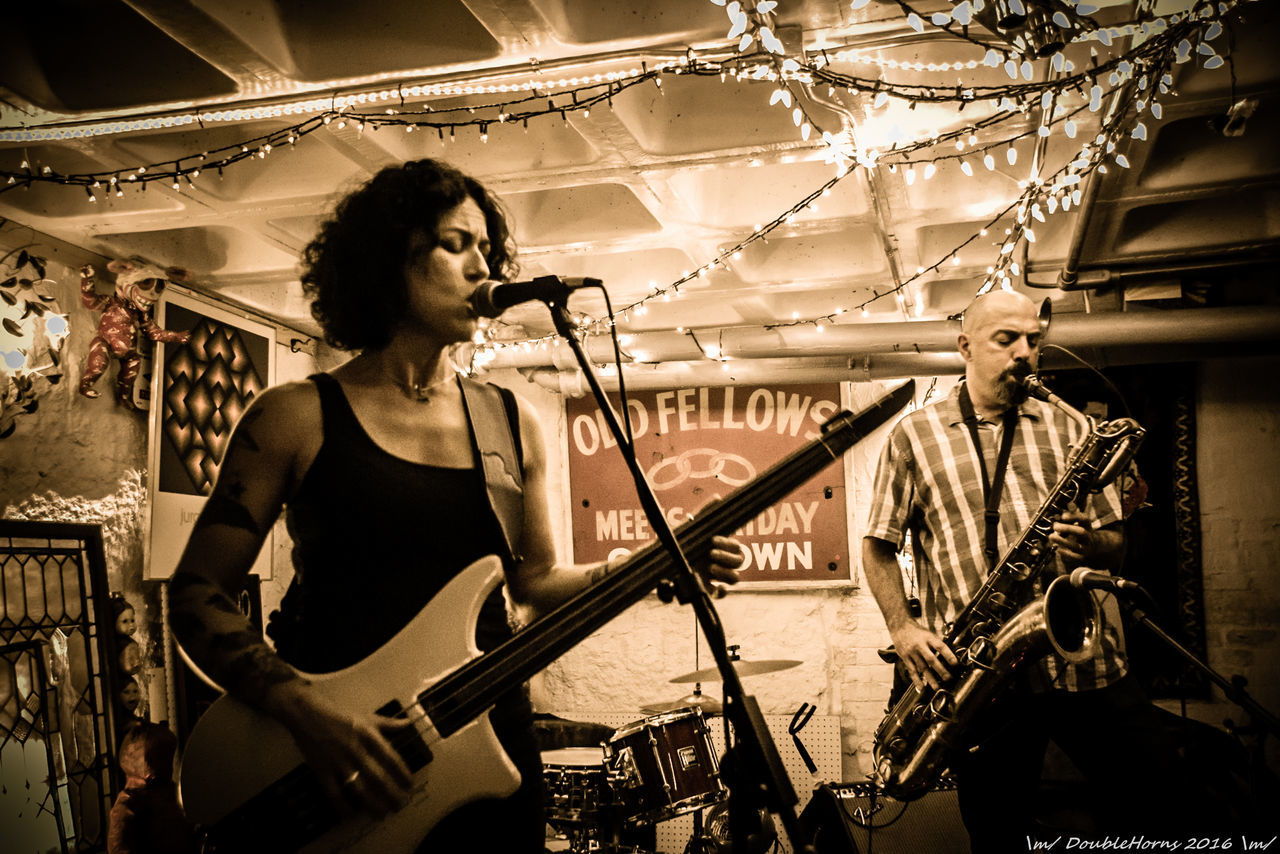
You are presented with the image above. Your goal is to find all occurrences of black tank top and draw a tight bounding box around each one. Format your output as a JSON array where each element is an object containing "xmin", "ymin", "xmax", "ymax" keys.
[{"xmin": 277, "ymin": 373, "xmax": 517, "ymax": 674}]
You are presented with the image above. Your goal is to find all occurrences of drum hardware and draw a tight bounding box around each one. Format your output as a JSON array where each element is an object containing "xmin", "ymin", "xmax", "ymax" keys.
[
  {"xmin": 543, "ymin": 687, "xmax": 807, "ymax": 851},
  {"xmin": 684, "ymin": 800, "xmax": 712, "ymax": 854},
  {"xmin": 696, "ymin": 801, "xmax": 777, "ymax": 854},
  {"xmin": 658, "ymin": 643, "xmax": 798, "ymax": 852},
  {"xmin": 542, "ymin": 747, "xmax": 610, "ymax": 826},
  {"xmin": 543, "ymin": 708, "xmax": 732, "ymax": 853},
  {"xmin": 640, "ymin": 683, "xmax": 724, "ymax": 716},
  {"xmin": 543, "ymin": 746, "xmax": 656, "ymax": 854}
]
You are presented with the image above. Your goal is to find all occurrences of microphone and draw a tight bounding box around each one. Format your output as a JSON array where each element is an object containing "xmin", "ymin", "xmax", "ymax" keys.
[
  {"xmin": 1069, "ymin": 567, "xmax": 1141, "ymax": 593},
  {"xmin": 469, "ymin": 276, "xmax": 601, "ymax": 318}
]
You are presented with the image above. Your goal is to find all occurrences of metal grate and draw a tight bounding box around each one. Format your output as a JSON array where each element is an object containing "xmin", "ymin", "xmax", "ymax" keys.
[{"xmin": 1, "ymin": 520, "xmax": 122, "ymax": 854}]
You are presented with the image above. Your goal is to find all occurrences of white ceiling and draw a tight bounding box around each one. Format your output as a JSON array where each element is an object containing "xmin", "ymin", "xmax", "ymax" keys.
[{"xmin": 1, "ymin": 0, "xmax": 1277, "ymax": 371}]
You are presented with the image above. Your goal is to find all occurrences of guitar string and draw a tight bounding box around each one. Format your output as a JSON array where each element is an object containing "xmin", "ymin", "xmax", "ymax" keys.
[
  {"xmin": 395, "ymin": 415, "xmax": 860, "ymax": 744},
  {"xmin": 394, "ymin": 548, "xmax": 664, "ymax": 749}
]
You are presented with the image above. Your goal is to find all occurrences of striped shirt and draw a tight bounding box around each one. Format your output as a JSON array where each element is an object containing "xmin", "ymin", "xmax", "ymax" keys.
[{"xmin": 865, "ymin": 381, "xmax": 1128, "ymax": 692}]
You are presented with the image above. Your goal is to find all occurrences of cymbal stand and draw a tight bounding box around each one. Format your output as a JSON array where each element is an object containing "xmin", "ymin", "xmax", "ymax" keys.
[
  {"xmin": 683, "ymin": 681, "xmax": 733, "ymax": 854},
  {"xmin": 544, "ymin": 287, "xmax": 810, "ymax": 854},
  {"xmin": 684, "ymin": 807, "xmax": 710, "ymax": 854}
]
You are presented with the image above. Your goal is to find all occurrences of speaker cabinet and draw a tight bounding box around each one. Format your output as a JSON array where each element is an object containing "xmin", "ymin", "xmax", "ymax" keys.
[{"xmin": 798, "ymin": 777, "xmax": 969, "ymax": 854}]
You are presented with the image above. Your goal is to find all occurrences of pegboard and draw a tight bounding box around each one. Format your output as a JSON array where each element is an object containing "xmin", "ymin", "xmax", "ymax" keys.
[{"xmin": 548, "ymin": 711, "xmax": 841, "ymax": 854}]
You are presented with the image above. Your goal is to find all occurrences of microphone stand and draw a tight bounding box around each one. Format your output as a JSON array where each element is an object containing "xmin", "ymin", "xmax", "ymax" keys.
[
  {"xmin": 539, "ymin": 286, "xmax": 810, "ymax": 854},
  {"xmin": 1115, "ymin": 585, "xmax": 1280, "ymax": 826},
  {"xmin": 1119, "ymin": 593, "xmax": 1280, "ymax": 740}
]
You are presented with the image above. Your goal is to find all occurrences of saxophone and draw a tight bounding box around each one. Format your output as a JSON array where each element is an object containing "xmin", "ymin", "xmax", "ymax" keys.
[{"xmin": 872, "ymin": 375, "xmax": 1145, "ymax": 800}]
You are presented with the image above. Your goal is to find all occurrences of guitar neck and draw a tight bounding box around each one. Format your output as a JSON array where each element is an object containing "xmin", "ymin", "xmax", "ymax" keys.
[{"xmin": 421, "ymin": 401, "xmax": 889, "ymax": 735}]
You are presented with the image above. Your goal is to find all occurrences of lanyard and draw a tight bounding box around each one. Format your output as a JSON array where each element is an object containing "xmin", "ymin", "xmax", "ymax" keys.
[{"xmin": 958, "ymin": 383, "xmax": 1018, "ymax": 569}]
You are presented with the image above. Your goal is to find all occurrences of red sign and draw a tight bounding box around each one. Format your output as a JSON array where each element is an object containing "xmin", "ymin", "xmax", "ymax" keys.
[{"xmin": 565, "ymin": 382, "xmax": 851, "ymax": 583}]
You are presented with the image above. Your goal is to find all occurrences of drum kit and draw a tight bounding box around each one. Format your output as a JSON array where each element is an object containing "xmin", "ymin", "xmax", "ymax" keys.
[{"xmin": 541, "ymin": 656, "xmax": 799, "ymax": 854}]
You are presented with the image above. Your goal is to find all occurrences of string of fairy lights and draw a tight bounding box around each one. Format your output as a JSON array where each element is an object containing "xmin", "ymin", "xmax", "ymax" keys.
[
  {"xmin": 475, "ymin": 0, "xmax": 1233, "ymax": 360},
  {"xmin": 0, "ymin": 0, "xmax": 1246, "ymax": 368}
]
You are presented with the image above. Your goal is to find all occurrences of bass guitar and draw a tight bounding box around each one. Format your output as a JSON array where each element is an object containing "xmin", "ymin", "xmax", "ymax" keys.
[{"xmin": 178, "ymin": 380, "xmax": 914, "ymax": 852}]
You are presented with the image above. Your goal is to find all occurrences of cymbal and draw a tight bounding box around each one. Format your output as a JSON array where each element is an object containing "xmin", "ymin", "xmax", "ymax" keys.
[
  {"xmin": 669, "ymin": 659, "xmax": 802, "ymax": 683},
  {"xmin": 640, "ymin": 692, "xmax": 724, "ymax": 716}
]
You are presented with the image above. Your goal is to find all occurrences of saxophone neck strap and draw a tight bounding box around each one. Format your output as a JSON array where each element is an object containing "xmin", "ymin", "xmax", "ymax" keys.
[{"xmin": 958, "ymin": 382, "xmax": 1019, "ymax": 569}]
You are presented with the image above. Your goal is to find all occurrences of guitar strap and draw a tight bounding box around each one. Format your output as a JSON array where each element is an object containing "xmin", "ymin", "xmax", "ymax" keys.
[
  {"xmin": 958, "ymin": 382, "xmax": 1018, "ymax": 569},
  {"xmin": 459, "ymin": 377, "xmax": 526, "ymax": 564}
]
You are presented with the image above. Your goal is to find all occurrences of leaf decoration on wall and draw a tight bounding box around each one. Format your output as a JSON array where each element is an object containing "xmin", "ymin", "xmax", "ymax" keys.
[{"xmin": 1, "ymin": 241, "xmax": 69, "ymax": 438}]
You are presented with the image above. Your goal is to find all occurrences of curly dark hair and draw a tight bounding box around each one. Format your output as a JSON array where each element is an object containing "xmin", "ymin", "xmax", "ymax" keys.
[{"xmin": 300, "ymin": 159, "xmax": 517, "ymax": 351}]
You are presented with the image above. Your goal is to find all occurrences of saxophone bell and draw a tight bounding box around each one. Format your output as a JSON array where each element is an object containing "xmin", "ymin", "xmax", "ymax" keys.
[
  {"xmin": 873, "ymin": 578, "xmax": 1102, "ymax": 799},
  {"xmin": 1041, "ymin": 573, "xmax": 1102, "ymax": 664}
]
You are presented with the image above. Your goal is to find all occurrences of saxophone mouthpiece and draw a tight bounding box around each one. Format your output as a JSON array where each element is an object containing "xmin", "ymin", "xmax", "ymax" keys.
[{"xmin": 1021, "ymin": 373, "xmax": 1054, "ymax": 403}]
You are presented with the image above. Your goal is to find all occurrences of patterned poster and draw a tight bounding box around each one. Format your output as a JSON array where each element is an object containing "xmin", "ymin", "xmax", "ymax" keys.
[
  {"xmin": 145, "ymin": 290, "xmax": 275, "ymax": 579},
  {"xmin": 566, "ymin": 382, "xmax": 853, "ymax": 585}
]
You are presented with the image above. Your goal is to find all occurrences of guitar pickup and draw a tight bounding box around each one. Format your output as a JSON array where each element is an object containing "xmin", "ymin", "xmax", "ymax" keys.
[{"xmin": 376, "ymin": 698, "xmax": 433, "ymax": 772}]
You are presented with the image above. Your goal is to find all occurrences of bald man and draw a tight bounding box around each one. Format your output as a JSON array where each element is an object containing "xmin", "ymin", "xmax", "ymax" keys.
[{"xmin": 862, "ymin": 290, "xmax": 1197, "ymax": 846}]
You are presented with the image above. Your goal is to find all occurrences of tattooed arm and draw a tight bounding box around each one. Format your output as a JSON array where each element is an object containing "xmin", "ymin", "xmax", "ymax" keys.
[
  {"xmin": 169, "ymin": 384, "xmax": 305, "ymax": 703},
  {"xmin": 168, "ymin": 381, "xmax": 410, "ymax": 814}
]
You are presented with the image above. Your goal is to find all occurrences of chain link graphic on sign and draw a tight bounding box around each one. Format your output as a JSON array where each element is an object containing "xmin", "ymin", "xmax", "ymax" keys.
[{"xmin": 647, "ymin": 448, "xmax": 757, "ymax": 490}]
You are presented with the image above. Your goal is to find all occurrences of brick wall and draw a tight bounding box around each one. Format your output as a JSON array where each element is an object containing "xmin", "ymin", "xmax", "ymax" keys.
[{"xmin": 1184, "ymin": 356, "xmax": 1280, "ymax": 767}]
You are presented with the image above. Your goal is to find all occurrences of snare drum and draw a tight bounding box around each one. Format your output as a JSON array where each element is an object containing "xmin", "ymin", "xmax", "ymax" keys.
[
  {"xmin": 603, "ymin": 708, "xmax": 726, "ymax": 825},
  {"xmin": 541, "ymin": 747, "xmax": 607, "ymax": 825}
]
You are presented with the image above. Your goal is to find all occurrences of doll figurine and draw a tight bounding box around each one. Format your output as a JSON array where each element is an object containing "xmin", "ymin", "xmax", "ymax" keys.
[
  {"xmin": 111, "ymin": 593, "xmax": 138, "ymax": 637},
  {"xmin": 79, "ymin": 259, "xmax": 191, "ymax": 410}
]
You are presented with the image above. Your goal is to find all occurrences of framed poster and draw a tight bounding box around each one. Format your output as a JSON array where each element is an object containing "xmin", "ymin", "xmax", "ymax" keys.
[
  {"xmin": 145, "ymin": 289, "xmax": 275, "ymax": 579},
  {"xmin": 565, "ymin": 382, "xmax": 853, "ymax": 586}
]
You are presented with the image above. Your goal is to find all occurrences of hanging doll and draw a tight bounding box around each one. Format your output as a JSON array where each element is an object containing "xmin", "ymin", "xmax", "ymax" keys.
[{"xmin": 79, "ymin": 259, "xmax": 191, "ymax": 410}]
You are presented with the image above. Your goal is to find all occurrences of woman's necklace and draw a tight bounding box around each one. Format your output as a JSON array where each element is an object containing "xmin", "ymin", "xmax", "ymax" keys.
[
  {"xmin": 392, "ymin": 370, "xmax": 457, "ymax": 402},
  {"xmin": 364, "ymin": 348, "xmax": 460, "ymax": 402}
]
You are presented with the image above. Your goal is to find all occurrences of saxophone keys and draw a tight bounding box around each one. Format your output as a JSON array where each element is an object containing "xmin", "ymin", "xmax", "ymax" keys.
[
  {"xmin": 966, "ymin": 636, "xmax": 997, "ymax": 670},
  {"xmin": 928, "ymin": 690, "xmax": 957, "ymax": 722},
  {"xmin": 875, "ymin": 754, "xmax": 899, "ymax": 788}
]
